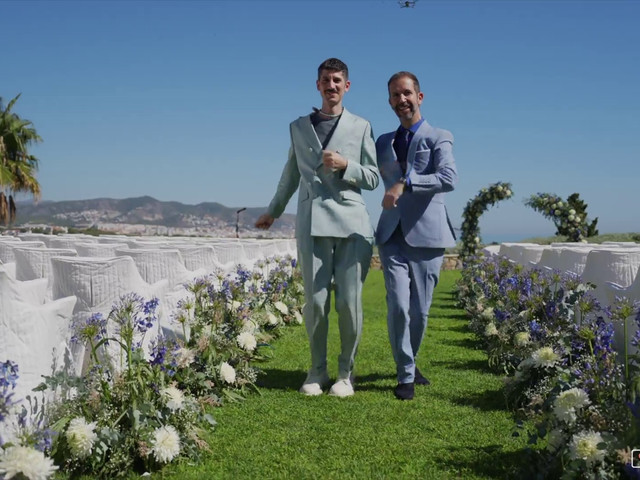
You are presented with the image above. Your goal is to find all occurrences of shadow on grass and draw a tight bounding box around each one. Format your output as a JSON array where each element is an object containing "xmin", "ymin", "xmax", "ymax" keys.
[
  {"xmin": 449, "ymin": 387, "xmax": 508, "ymax": 412},
  {"xmin": 257, "ymin": 368, "xmax": 306, "ymax": 390},
  {"xmin": 434, "ymin": 445, "xmax": 526, "ymax": 479},
  {"xmin": 431, "ymin": 358, "xmax": 491, "ymax": 372},
  {"xmin": 437, "ymin": 337, "xmax": 481, "ymax": 349}
]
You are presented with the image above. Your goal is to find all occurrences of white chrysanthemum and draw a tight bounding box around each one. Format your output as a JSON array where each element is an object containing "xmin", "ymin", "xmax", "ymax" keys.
[
  {"xmin": 569, "ymin": 431, "xmax": 605, "ymax": 466},
  {"xmin": 531, "ymin": 346, "xmax": 560, "ymax": 368},
  {"xmin": 161, "ymin": 386, "xmax": 185, "ymax": 412},
  {"xmin": 484, "ymin": 323, "xmax": 499, "ymax": 336},
  {"xmin": 514, "ymin": 331, "xmax": 530, "ymax": 346},
  {"xmin": 237, "ymin": 331, "xmax": 257, "ymax": 352},
  {"xmin": 293, "ymin": 310, "xmax": 303, "ymax": 325},
  {"xmin": 66, "ymin": 417, "xmax": 98, "ymax": 458},
  {"xmin": 274, "ymin": 301, "xmax": 289, "ymax": 315},
  {"xmin": 175, "ymin": 347, "xmax": 195, "ymax": 368},
  {"xmin": 0, "ymin": 445, "xmax": 58, "ymax": 480},
  {"xmin": 553, "ymin": 388, "xmax": 591, "ymax": 423},
  {"xmin": 267, "ymin": 311, "xmax": 279, "ymax": 326},
  {"xmin": 151, "ymin": 425, "xmax": 181, "ymax": 463},
  {"xmin": 220, "ymin": 362, "xmax": 236, "ymax": 384},
  {"xmin": 546, "ymin": 429, "xmax": 565, "ymax": 452},
  {"xmin": 242, "ymin": 319, "xmax": 258, "ymax": 333},
  {"xmin": 480, "ymin": 307, "xmax": 494, "ymax": 321}
]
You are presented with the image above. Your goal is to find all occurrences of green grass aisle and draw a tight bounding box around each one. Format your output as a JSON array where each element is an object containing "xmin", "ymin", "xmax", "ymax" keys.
[{"xmin": 164, "ymin": 270, "xmax": 528, "ymax": 479}]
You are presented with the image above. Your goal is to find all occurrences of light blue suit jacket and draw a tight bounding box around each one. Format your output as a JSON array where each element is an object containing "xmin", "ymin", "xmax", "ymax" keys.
[
  {"xmin": 267, "ymin": 109, "xmax": 379, "ymax": 240},
  {"xmin": 375, "ymin": 120, "xmax": 457, "ymax": 248}
]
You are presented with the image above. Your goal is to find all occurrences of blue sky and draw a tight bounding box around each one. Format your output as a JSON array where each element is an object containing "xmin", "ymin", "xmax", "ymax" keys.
[{"xmin": 3, "ymin": 0, "xmax": 639, "ymax": 241}]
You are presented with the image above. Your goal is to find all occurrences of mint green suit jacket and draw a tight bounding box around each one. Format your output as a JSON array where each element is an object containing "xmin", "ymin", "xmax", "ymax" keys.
[{"xmin": 267, "ymin": 108, "xmax": 379, "ymax": 240}]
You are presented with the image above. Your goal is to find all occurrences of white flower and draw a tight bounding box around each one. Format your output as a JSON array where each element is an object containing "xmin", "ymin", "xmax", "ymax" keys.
[
  {"xmin": 242, "ymin": 319, "xmax": 258, "ymax": 333},
  {"xmin": 553, "ymin": 388, "xmax": 590, "ymax": 423},
  {"xmin": 274, "ymin": 301, "xmax": 289, "ymax": 315},
  {"xmin": 568, "ymin": 431, "xmax": 605, "ymax": 466},
  {"xmin": 175, "ymin": 347, "xmax": 195, "ymax": 368},
  {"xmin": 514, "ymin": 331, "xmax": 530, "ymax": 346},
  {"xmin": 0, "ymin": 445, "xmax": 58, "ymax": 480},
  {"xmin": 161, "ymin": 386, "xmax": 185, "ymax": 412},
  {"xmin": 505, "ymin": 189, "xmax": 512, "ymax": 197},
  {"xmin": 557, "ymin": 201, "xmax": 563, "ymax": 207},
  {"xmin": 231, "ymin": 300, "xmax": 241, "ymax": 310},
  {"xmin": 575, "ymin": 215, "xmax": 581, "ymax": 222},
  {"xmin": 237, "ymin": 331, "xmax": 257, "ymax": 352},
  {"xmin": 220, "ymin": 362, "xmax": 236, "ymax": 384},
  {"xmin": 568, "ymin": 215, "xmax": 575, "ymax": 221},
  {"xmin": 267, "ymin": 311, "xmax": 279, "ymax": 326},
  {"xmin": 293, "ymin": 310, "xmax": 303, "ymax": 325},
  {"xmin": 569, "ymin": 209, "xmax": 576, "ymax": 215},
  {"xmin": 530, "ymin": 346, "xmax": 560, "ymax": 368},
  {"xmin": 151, "ymin": 425, "xmax": 181, "ymax": 463},
  {"xmin": 546, "ymin": 429, "xmax": 565, "ymax": 452},
  {"xmin": 474, "ymin": 236, "xmax": 480, "ymax": 244},
  {"xmin": 496, "ymin": 185, "xmax": 503, "ymax": 192},
  {"xmin": 66, "ymin": 417, "xmax": 98, "ymax": 458},
  {"xmin": 480, "ymin": 307, "xmax": 494, "ymax": 321},
  {"xmin": 484, "ymin": 323, "xmax": 499, "ymax": 336}
]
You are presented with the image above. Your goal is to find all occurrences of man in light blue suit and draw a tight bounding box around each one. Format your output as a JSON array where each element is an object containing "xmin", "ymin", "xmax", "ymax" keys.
[
  {"xmin": 376, "ymin": 71, "xmax": 458, "ymax": 400},
  {"xmin": 255, "ymin": 58, "xmax": 379, "ymax": 397}
]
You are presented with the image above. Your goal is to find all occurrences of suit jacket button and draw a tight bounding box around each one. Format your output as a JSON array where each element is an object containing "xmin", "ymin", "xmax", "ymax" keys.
[{"xmin": 309, "ymin": 147, "xmax": 313, "ymax": 152}]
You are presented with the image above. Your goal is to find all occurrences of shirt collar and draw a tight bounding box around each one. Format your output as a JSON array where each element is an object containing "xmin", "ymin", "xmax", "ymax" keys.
[{"xmin": 397, "ymin": 117, "xmax": 424, "ymax": 135}]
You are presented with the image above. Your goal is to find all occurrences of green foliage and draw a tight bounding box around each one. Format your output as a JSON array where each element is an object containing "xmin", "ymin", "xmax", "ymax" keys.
[
  {"xmin": 524, "ymin": 192, "xmax": 598, "ymax": 242},
  {"xmin": 460, "ymin": 181, "xmax": 513, "ymax": 261}
]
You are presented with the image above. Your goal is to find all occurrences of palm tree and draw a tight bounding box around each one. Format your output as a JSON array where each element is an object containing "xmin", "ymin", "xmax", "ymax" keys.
[{"xmin": 0, "ymin": 94, "xmax": 42, "ymax": 225}]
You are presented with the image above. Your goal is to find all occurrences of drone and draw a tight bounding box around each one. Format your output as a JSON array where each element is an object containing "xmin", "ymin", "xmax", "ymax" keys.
[{"xmin": 398, "ymin": 0, "xmax": 417, "ymax": 7}]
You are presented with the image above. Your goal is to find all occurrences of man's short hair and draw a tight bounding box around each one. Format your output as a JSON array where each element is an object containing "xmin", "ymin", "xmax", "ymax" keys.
[
  {"xmin": 318, "ymin": 58, "xmax": 349, "ymax": 80},
  {"xmin": 388, "ymin": 71, "xmax": 420, "ymax": 93}
]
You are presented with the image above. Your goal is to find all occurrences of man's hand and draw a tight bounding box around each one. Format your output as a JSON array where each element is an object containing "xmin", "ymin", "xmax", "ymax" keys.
[
  {"xmin": 322, "ymin": 150, "xmax": 348, "ymax": 171},
  {"xmin": 255, "ymin": 213, "xmax": 275, "ymax": 230},
  {"xmin": 382, "ymin": 182, "xmax": 405, "ymax": 210}
]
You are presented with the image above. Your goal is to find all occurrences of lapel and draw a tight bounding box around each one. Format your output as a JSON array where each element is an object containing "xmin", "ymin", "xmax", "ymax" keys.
[
  {"xmin": 406, "ymin": 120, "xmax": 432, "ymax": 171},
  {"xmin": 296, "ymin": 114, "xmax": 322, "ymax": 152}
]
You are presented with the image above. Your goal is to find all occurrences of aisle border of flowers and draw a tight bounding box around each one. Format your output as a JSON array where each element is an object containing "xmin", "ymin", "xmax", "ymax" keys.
[
  {"xmin": 0, "ymin": 254, "xmax": 304, "ymax": 479},
  {"xmin": 456, "ymin": 254, "xmax": 640, "ymax": 478}
]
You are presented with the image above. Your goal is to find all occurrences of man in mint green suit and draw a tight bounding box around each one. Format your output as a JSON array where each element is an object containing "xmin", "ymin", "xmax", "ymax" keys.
[{"xmin": 255, "ymin": 58, "xmax": 379, "ymax": 397}]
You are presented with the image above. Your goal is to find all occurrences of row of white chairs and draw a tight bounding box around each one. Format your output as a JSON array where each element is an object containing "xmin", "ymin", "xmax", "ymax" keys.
[{"xmin": 0, "ymin": 234, "xmax": 297, "ymax": 411}]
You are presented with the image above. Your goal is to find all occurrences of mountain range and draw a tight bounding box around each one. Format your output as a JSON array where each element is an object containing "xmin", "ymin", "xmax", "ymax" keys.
[{"xmin": 13, "ymin": 196, "xmax": 296, "ymax": 237}]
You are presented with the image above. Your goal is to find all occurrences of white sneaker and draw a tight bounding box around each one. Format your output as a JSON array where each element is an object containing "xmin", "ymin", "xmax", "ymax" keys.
[
  {"xmin": 328, "ymin": 378, "xmax": 354, "ymax": 397},
  {"xmin": 299, "ymin": 371, "xmax": 330, "ymax": 396}
]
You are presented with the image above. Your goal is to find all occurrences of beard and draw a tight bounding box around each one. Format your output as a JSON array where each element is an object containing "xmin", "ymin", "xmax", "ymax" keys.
[{"xmin": 394, "ymin": 102, "xmax": 415, "ymax": 120}]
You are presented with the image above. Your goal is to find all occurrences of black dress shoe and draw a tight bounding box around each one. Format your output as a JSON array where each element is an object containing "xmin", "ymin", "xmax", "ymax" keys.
[
  {"xmin": 394, "ymin": 382, "xmax": 414, "ymax": 400},
  {"xmin": 415, "ymin": 367, "xmax": 430, "ymax": 386}
]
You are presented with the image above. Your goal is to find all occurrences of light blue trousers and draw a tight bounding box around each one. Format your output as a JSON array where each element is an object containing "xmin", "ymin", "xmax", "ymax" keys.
[
  {"xmin": 379, "ymin": 228, "xmax": 444, "ymax": 384},
  {"xmin": 297, "ymin": 235, "xmax": 372, "ymax": 379}
]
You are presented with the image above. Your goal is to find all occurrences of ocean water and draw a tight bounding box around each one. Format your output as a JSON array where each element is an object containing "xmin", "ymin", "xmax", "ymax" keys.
[{"xmin": 479, "ymin": 233, "xmax": 545, "ymax": 244}]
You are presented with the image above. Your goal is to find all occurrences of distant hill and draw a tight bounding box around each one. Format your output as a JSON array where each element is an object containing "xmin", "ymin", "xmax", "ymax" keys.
[{"xmin": 13, "ymin": 196, "xmax": 295, "ymax": 237}]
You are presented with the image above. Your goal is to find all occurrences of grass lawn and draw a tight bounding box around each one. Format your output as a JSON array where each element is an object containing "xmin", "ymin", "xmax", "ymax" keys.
[{"xmin": 154, "ymin": 270, "xmax": 529, "ymax": 480}]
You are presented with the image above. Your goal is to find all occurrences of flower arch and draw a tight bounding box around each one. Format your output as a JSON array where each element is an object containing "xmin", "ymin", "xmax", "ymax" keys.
[
  {"xmin": 460, "ymin": 181, "xmax": 513, "ymax": 261},
  {"xmin": 524, "ymin": 192, "xmax": 598, "ymax": 242}
]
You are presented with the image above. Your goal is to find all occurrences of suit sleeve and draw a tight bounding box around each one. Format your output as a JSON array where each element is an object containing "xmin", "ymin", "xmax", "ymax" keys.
[
  {"xmin": 341, "ymin": 121, "xmax": 380, "ymax": 191},
  {"xmin": 267, "ymin": 128, "xmax": 301, "ymax": 218},
  {"xmin": 407, "ymin": 130, "xmax": 457, "ymax": 194}
]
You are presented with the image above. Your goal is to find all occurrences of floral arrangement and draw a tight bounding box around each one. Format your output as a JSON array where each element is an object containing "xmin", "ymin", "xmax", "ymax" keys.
[
  {"xmin": 524, "ymin": 192, "xmax": 599, "ymax": 242},
  {"xmin": 0, "ymin": 254, "xmax": 305, "ymax": 479},
  {"xmin": 460, "ymin": 182, "xmax": 513, "ymax": 262},
  {"xmin": 456, "ymin": 256, "xmax": 640, "ymax": 478}
]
